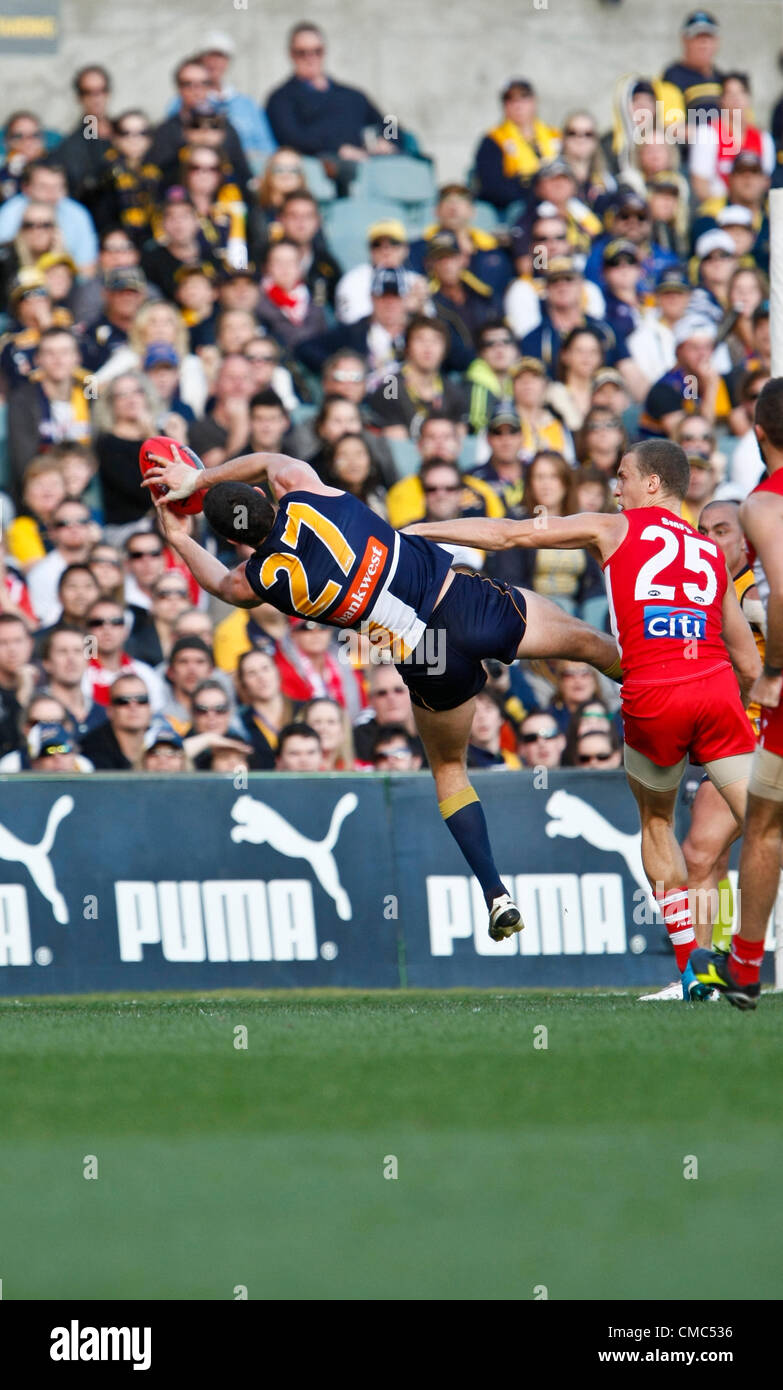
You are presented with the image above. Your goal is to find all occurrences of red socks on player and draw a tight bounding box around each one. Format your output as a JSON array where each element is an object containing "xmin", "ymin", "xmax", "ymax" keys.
[
  {"xmin": 729, "ymin": 934, "xmax": 765, "ymax": 987},
  {"xmin": 656, "ymin": 886, "xmax": 697, "ymax": 973}
]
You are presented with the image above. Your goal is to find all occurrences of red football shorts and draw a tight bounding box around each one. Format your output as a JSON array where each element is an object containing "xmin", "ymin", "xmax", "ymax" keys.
[
  {"xmin": 621, "ymin": 665, "xmax": 756, "ymax": 769},
  {"xmin": 760, "ymin": 699, "xmax": 783, "ymax": 758}
]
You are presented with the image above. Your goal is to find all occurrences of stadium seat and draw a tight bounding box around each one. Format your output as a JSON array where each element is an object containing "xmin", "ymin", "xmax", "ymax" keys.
[
  {"xmin": 471, "ymin": 200, "xmax": 502, "ymax": 233},
  {"xmin": 457, "ymin": 434, "xmax": 482, "ymax": 472},
  {"xmin": 300, "ymin": 156, "xmax": 338, "ymax": 205},
  {"xmin": 351, "ymin": 156, "xmax": 437, "ymax": 209},
  {"xmin": 323, "ymin": 198, "xmax": 408, "ymax": 271},
  {"xmin": 386, "ymin": 436, "xmax": 421, "ymax": 479}
]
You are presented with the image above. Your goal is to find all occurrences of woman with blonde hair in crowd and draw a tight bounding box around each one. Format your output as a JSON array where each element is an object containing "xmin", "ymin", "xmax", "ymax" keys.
[
  {"xmin": 559, "ymin": 110, "xmax": 614, "ymax": 207},
  {"xmin": 92, "ymin": 298, "xmax": 208, "ymax": 415},
  {"xmin": 304, "ymin": 696, "xmax": 356, "ymax": 770},
  {"xmin": 92, "ymin": 370, "xmax": 162, "ymax": 541}
]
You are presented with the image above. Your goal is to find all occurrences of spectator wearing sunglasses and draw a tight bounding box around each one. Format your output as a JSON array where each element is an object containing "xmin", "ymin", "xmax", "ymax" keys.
[
  {"xmin": 473, "ymin": 79, "xmax": 560, "ymax": 212},
  {"xmin": 86, "ymin": 598, "xmax": 165, "ymax": 710},
  {"xmin": 464, "ymin": 321, "xmax": 520, "ymax": 433},
  {"xmin": 571, "ymin": 728, "xmax": 622, "ymax": 769},
  {"xmin": 79, "ymin": 672, "xmax": 152, "ymax": 770},
  {"xmin": 372, "ymin": 725, "xmax": 421, "ymax": 773},
  {"xmin": 0, "ymin": 161, "xmax": 98, "ymax": 275},
  {"xmin": 148, "ymin": 58, "xmax": 251, "ymax": 196},
  {"xmin": 335, "ymin": 219, "xmax": 422, "ymax": 326},
  {"xmin": 165, "ymin": 32, "xmax": 276, "ymax": 171},
  {"xmin": 1, "ymin": 111, "xmax": 46, "ymax": 202},
  {"xmin": 559, "ymin": 110, "xmax": 614, "ymax": 208},
  {"xmin": 54, "ymin": 66, "xmax": 113, "ymax": 207},
  {"xmin": 26, "ymin": 497, "xmax": 97, "ymax": 626},
  {"xmin": 125, "ymin": 572, "xmax": 191, "ymax": 667},
  {"xmin": 467, "ymin": 404, "xmax": 526, "ymax": 518},
  {"xmin": 93, "ymin": 112, "xmax": 162, "ymax": 246},
  {"xmin": 0, "ymin": 198, "xmax": 62, "ymax": 312},
  {"xmin": 517, "ymin": 712, "xmax": 565, "ymax": 770},
  {"xmin": 182, "ymin": 677, "xmax": 251, "ymax": 770}
]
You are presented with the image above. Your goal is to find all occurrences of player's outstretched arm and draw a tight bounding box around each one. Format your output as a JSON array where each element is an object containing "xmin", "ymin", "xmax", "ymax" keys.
[
  {"xmin": 721, "ymin": 581, "xmax": 762, "ymax": 706},
  {"xmin": 404, "ymin": 511, "xmax": 626, "ymax": 561},
  {"xmin": 142, "ymin": 444, "xmax": 330, "ymax": 503},
  {"xmin": 155, "ymin": 501, "xmax": 259, "ymax": 608}
]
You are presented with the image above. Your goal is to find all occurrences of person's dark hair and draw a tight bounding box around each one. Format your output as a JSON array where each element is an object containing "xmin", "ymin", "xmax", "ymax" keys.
[
  {"xmin": 420, "ymin": 411, "xmax": 458, "ymax": 434},
  {"xmin": 755, "ymin": 377, "xmax": 783, "ymax": 449},
  {"xmin": 249, "ymin": 387, "xmax": 286, "ymax": 413},
  {"xmin": 288, "ymin": 21, "xmax": 324, "ymax": 49},
  {"xmin": 739, "ymin": 367, "xmax": 770, "ymax": 403},
  {"xmin": 315, "ymin": 392, "xmax": 357, "ymax": 434},
  {"xmin": 573, "ymin": 463, "xmax": 616, "ymax": 511},
  {"xmin": 87, "ymin": 596, "xmax": 123, "ymax": 620},
  {"xmin": 192, "ymin": 678, "xmax": 228, "ymax": 701},
  {"xmin": 112, "ymin": 108, "xmax": 149, "ymax": 138},
  {"xmin": 21, "ymin": 158, "xmax": 66, "ymax": 186},
  {"xmin": 325, "ymin": 432, "xmax": 380, "ymax": 499},
  {"xmin": 323, "ymin": 348, "xmax": 366, "ymax": 376},
  {"xmin": 404, "ymin": 314, "xmax": 450, "ymax": 354},
  {"xmin": 372, "ymin": 724, "xmax": 415, "ymax": 758},
  {"xmin": 278, "ymin": 721, "xmax": 320, "ymax": 753},
  {"xmin": 557, "ymin": 326, "xmax": 606, "ymax": 381},
  {"xmin": 280, "ymin": 189, "xmax": 318, "ymax": 212},
  {"xmin": 264, "ymin": 236, "xmax": 302, "ymax": 268},
  {"xmin": 202, "ymin": 480, "xmax": 277, "ymax": 549},
  {"xmin": 57, "ymin": 563, "xmax": 97, "ymax": 593},
  {"xmin": 174, "ymin": 56, "xmax": 207, "ymax": 85},
  {"xmin": 562, "ymin": 697, "xmax": 614, "ymax": 766},
  {"xmin": 630, "ymin": 438, "xmax": 690, "ymax": 499},
  {"xmin": 37, "ymin": 324, "xmax": 77, "ymax": 348},
  {"xmin": 525, "ymin": 450, "xmax": 577, "ymax": 515},
  {"xmin": 168, "ymin": 635, "xmax": 212, "ymax": 663},
  {"xmin": 39, "ymin": 622, "xmax": 83, "ymax": 659},
  {"xmin": 575, "ymin": 408, "xmax": 627, "ymax": 468},
  {"xmin": 4, "ymin": 110, "xmax": 41, "ymax": 139},
  {"xmin": 419, "ymin": 457, "xmax": 461, "ymax": 488},
  {"xmin": 722, "ymin": 71, "xmax": 750, "ymax": 92},
  {"xmin": 99, "ymin": 225, "xmax": 136, "ymax": 250},
  {"xmin": 477, "ymin": 319, "xmax": 515, "ymax": 351},
  {"xmin": 73, "ymin": 64, "xmax": 111, "ymax": 96}
]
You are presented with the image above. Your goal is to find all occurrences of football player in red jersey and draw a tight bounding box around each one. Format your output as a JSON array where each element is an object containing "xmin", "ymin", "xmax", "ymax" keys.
[
  {"xmin": 408, "ymin": 438, "xmax": 761, "ymax": 999},
  {"xmin": 691, "ymin": 378, "xmax": 783, "ymax": 1008}
]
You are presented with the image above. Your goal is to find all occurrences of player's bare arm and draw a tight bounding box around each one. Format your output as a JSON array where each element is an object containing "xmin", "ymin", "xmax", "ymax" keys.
[
  {"xmin": 405, "ymin": 510, "xmax": 628, "ymax": 564},
  {"xmin": 155, "ymin": 501, "xmax": 258, "ymax": 608},
  {"xmin": 142, "ymin": 443, "xmax": 338, "ymax": 503},
  {"xmin": 740, "ymin": 489, "xmax": 783, "ymax": 708},
  {"xmin": 720, "ymin": 581, "xmax": 763, "ymax": 706}
]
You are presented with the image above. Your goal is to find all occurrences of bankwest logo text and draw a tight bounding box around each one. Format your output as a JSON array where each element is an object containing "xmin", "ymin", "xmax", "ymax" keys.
[{"xmin": 643, "ymin": 605, "xmax": 706, "ymax": 640}]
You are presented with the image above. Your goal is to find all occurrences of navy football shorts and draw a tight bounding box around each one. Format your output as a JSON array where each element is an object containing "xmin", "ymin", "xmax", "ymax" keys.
[{"xmin": 397, "ymin": 571, "xmax": 528, "ymax": 712}]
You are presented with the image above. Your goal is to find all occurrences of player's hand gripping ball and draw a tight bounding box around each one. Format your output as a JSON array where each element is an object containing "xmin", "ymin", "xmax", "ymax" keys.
[{"xmin": 139, "ymin": 437, "xmax": 207, "ymax": 516}]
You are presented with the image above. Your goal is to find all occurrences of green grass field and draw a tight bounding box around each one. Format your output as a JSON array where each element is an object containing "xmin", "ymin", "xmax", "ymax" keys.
[{"xmin": 1, "ymin": 988, "xmax": 781, "ymax": 1301}]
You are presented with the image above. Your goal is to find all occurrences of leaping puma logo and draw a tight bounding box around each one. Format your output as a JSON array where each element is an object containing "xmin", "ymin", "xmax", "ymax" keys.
[
  {"xmin": 0, "ymin": 795, "xmax": 74, "ymax": 923},
  {"xmin": 230, "ymin": 793, "xmax": 358, "ymax": 920},
  {"xmin": 546, "ymin": 789, "xmax": 655, "ymax": 910}
]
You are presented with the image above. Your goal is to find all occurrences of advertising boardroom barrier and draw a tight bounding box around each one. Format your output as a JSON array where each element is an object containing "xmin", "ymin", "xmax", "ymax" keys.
[{"xmin": 0, "ymin": 770, "xmax": 770, "ymax": 995}]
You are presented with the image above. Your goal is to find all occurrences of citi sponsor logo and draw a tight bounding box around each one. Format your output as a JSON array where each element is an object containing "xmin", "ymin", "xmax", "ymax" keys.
[
  {"xmin": 643, "ymin": 605, "xmax": 706, "ymax": 640},
  {"xmin": 50, "ymin": 1320, "xmax": 151, "ymax": 1370}
]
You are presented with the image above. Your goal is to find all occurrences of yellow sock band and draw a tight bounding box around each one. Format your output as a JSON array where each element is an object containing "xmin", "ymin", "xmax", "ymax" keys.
[{"xmin": 439, "ymin": 786, "xmax": 479, "ymax": 820}]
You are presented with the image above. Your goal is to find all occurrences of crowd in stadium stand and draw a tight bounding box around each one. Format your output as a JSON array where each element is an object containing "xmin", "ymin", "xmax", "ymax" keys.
[{"xmin": 0, "ymin": 10, "xmax": 778, "ymax": 774}]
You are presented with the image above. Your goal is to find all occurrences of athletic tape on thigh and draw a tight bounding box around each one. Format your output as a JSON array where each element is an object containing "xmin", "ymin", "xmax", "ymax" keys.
[
  {"xmin": 623, "ymin": 742, "xmax": 686, "ymax": 792},
  {"xmin": 704, "ymin": 752, "xmax": 752, "ymax": 791},
  {"xmin": 748, "ymin": 746, "xmax": 783, "ymax": 802}
]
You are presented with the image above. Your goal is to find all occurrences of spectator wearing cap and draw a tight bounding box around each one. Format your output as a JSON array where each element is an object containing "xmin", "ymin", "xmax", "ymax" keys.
[
  {"xmin": 141, "ymin": 342, "xmax": 195, "ymax": 431},
  {"xmin": 79, "ymin": 267, "xmax": 148, "ymax": 372},
  {"xmin": 0, "ymin": 692, "xmax": 73, "ymax": 772},
  {"xmin": 473, "ymin": 79, "xmax": 560, "ymax": 212},
  {"xmin": 0, "ymin": 161, "xmax": 98, "ymax": 274},
  {"xmin": 335, "ymin": 219, "xmax": 424, "ymax": 325},
  {"xmin": 53, "ymin": 66, "xmax": 113, "ymax": 207},
  {"xmin": 626, "ymin": 264, "xmax": 692, "ymax": 385},
  {"xmin": 148, "ymin": 57, "xmax": 251, "ymax": 195},
  {"xmin": 297, "ymin": 264, "xmax": 409, "ymax": 380},
  {"xmin": 511, "ymin": 356, "xmax": 574, "ymax": 462},
  {"xmin": 165, "ymin": 32, "xmax": 276, "ymax": 170},
  {"xmin": 364, "ymin": 314, "xmax": 469, "ymax": 439},
  {"xmin": 142, "ymin": 720, "xmax": 187, "ymax": 772},
  {"xmin": 688, "ymin": 230, "xmax": 738, "ymax": 376},
  {"xmin": 591, "ymin": 367, "xmax": 631, "ymax": 421},
  {"xmin": 639, "ymin": 317, "xmax": 730, "ymax": 437},
  {"xmin": 257, "ymin": 238, "xmax": 328, "ymax": 351},
  {"xmin": 86, "ymin": 596, "xmax": 165, "ymax": 711},
  {"xmin": 68, "ymin": 227, "xmax": 143, "ymax": 330},
  {"xmin": 38, "ymin": 250, "xmax": 81, "ymax": 320},
  {"xmin": 26, "ymin": 720, "xmax": 89, "ymax": 773},
  {"xmin": 584, "ymin": 189, "xmax": 678, "ymax": 297},
  {"xmin": 689, "ymin": 72, "xmax": 775, "ymax": 205},
  {"xmin": 600, "ymin": 239, "xmax": 645, "ymax": 341},
  {"xmin": 261, "ymin": 191, "xmax": 339, "ymax": 313},
  {"xmin": 662, "ymin": 10, "xmax": 723, "ymax": 119},
  {"xmin": 425, "ymin": 230, "xmax": 502, "ymax": 372},
  {"xmin": 502, "ymin": 206, "xmax": 606, "ymax": 341},
  {"xmin": 141, "ymin": 189, "xmax": 221, "ymax": 301},
  {"xmin": 79, "ymin": 671, "xmax": 151, "ymax": 770},
  {"xmin": 8, "ymin": 327, "xmax": 92, "ymax": 498},
  {"xmin": 520, "ymin": 257, "xmax": 635, "ymax": 392},
  {"xmin": 187, "ymin": 352, "xmax": 254, "ymax": 469},
  {"xmin": 717, "ymin": 205, "xmax": 757, "ymax": 263},
  {"xmin": 692, "ymin": 151, "xmax": 770, "ymax": 269},
  {"xmin": 464, "ymin": 320, "xmax": 520, "ymax": 433},
  {"xmin": 0, "ymin": 272, "xmax": 58, "ymax": 389},
  {"xmin": 92, "ymin": 111, "xmax": 162, "ymax": 247},
  {"xmin": 265, "ymin": 21, "xmax": 401, "ymax": 191},
  {"xmin": 467, "ymin": 404, "xmax": 526, "ymax": 517},
  {"xmin": 409, "ymin": 184, "xmax": 511, "ymax": 296}
]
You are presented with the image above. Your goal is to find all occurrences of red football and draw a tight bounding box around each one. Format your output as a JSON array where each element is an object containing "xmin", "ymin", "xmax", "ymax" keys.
[{"xmin": 139, "ymin": 436, "xmax": 207, "ymax": 516}]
